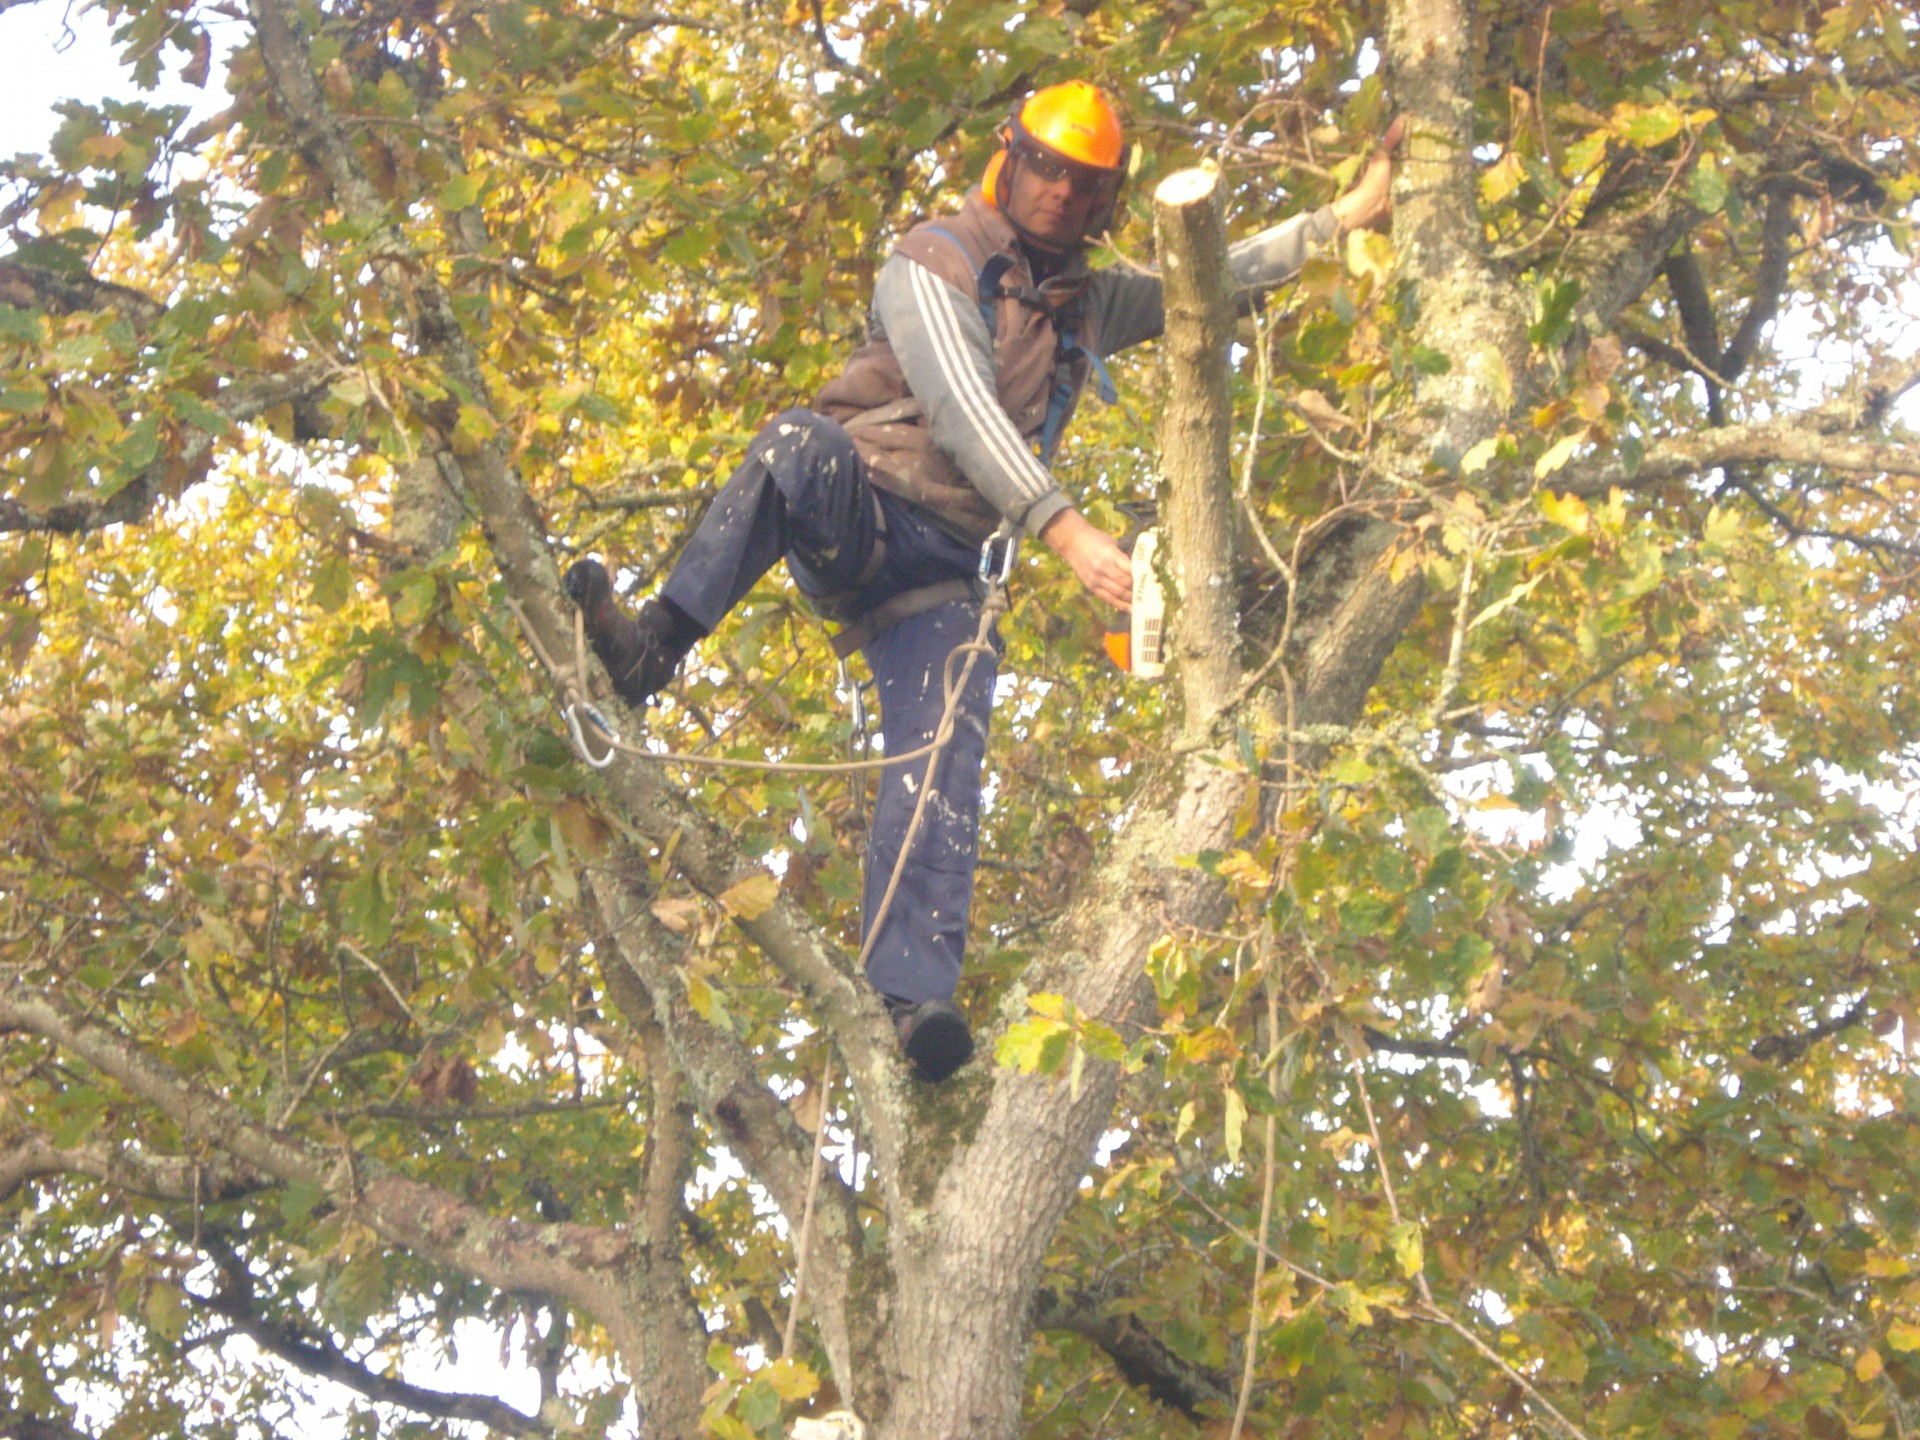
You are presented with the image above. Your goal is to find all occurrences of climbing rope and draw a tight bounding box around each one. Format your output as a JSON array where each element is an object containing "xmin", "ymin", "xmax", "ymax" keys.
[
  {"xmin": 781, "ymin": 1050, "xmax": 832, "ymax": 1362},
  {"xmin": 506, "ymin": 581, "xmax": 1002, "ymax": 780},
  {"xmin": 506, "ymin": 530, "xmax": 1012, "ymax": 971}
]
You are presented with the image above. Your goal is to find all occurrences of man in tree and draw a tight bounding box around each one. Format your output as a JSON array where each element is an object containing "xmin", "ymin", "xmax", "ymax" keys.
[{"xmin": 567, "ymin": 82, "xmax": 1397, "ymax": 1083}]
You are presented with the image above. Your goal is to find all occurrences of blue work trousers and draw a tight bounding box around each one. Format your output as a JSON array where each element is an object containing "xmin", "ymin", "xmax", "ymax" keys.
[{"xmin": 659, "ymin": 409, "xmax": 999, "ymax": 1005}]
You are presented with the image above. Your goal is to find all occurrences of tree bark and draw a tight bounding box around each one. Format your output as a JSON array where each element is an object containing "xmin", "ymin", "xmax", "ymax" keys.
[{"xmin": 1153, "ymin": 163, "xmax": 1242, "ymax": 730}]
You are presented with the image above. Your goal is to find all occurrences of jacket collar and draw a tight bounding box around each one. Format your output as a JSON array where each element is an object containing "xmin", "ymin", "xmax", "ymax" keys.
[{"xmin": 960, "ymin": 187, "xmax": 1093, "ymax": 283}]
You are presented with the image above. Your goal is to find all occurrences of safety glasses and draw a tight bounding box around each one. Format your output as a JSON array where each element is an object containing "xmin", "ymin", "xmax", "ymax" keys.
[{"xmin": 1014, "ymin": 140, "xmax": 1122, "ymax": 201}]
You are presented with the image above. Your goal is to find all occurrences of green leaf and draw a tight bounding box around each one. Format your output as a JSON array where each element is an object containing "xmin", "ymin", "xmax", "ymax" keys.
[
  {"xmin": 437, "ymin": 172, "xmax": 483, "ymax": 211},
  {"xmin": 1690, "ymin": 155, "xmax": 1729, "ymax": 212},
  {"xmin": 280, "ymin": 1180, "xmax": 327, "ymax": 1224},
  {"xmin": 0, "ymin": 305, "xmax": 43, "ymax": 343},
  {"xmin": 339, "ymin": 869, "xmax": 393, "ymax": 949},
  {"xmin": 309, "ymin": 554, "xmax": 354, "ymax": 612},
  {"xmin": 142, "ymin": 1282, "xmax": 189, "ymax": 1344},
  {"xmin": 1618, "ymin": 103, "xmax": 1683, "ymax": 147},
  {"xmin": 736, "ymin": 1377, "xmax": 780, "ymax": 1432}
]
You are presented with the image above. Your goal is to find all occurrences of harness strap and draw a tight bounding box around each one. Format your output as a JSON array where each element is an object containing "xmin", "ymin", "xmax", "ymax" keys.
[
  {"xmin": 828, "ymin": 578, "xmax": 980, "ymax": 661},
  {"xmin": 1040, "ymin": 331, "xmax": 1118, "ymax": 462},
  {"xmin": 920, "ymin": 225, "xmax": 1004, "ymax": 335},
  {"xmin": 809, "ymin": 495, "xmax": 891, "ymax": 624},
  {"xmin": 841, "ymin": 396, "xmax": 923, "ymax": 430}
]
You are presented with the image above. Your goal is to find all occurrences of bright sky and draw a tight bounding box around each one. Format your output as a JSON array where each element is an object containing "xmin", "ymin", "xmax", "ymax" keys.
[{"xmin": 1, "ymin": 2, "xmax": 185, "ymax": 154}]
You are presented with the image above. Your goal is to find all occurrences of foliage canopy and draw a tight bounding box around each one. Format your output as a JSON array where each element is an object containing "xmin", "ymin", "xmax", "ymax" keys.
[{"xmin": 3, "ymin": 0, "xmax": 1919, "ymax": 1437}]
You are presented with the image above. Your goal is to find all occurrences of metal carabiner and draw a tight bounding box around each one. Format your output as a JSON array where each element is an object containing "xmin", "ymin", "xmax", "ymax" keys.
[
  {"xmin": 563, "ymin": 702, "xmax": 618, "ymax": 769},
  {"xmin": 835, "ymin": 657, "xmax": 870, "ymax": 744},
  {"xmin": 977, "ymin": 527, "xmax": 1019, "ymax": 588}
]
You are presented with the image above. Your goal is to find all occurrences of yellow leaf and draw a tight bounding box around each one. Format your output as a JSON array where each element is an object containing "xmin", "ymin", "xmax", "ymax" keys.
[
  {"xmin": 1537, "ymin": 488, "xmax": 1590, "ymax": 535},
  {"xmin": 1887, "ymin": 1319, "xmax": 1920, "ymax": 1352},
  {"xmin": 1028, "ymin": 992, "xmax": 1069, "ymax": 1020},
  {"xmin": 719, "ymin": 872, "xmax": 779, "ymax": 921},
  {"xmin": 763, "ymin": 1358, "xmax": 819, "ymax": 1403},
  {"xmin": 1534, "ymin": 433, "xmax": 1582, "ymax": 478},
  {"xmin": 1390, "ymin": 1221, "xmax": 1424, "ymax": 1278},
  {"xmin": 1480, "ymin": 151, "xmax": 1527, "ymax": 205},
  {"xmin": 1223, "ymin": 1088, "xmax": 1248, "ymax": 1165},
  {"xmin": 1856, "ymin": 1348, "xmax": 1884, "ymax": 1382},
  {"xmin": 650, "ymin": 895, "xmax": 699, "ymax": 934},
  {"xmin": 1459, "ymin": 435, "xmax": 1501, "ymax": 476},
  {"xmin": 1344, "ymin": 228, "xmax": 1394, "ymax": 288},
  {"xmin": 1216, "ymin": 849, "xmax": 1273, "ymax": 888}
]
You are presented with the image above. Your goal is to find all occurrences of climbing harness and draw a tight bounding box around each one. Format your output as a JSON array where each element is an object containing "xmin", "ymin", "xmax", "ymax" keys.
[{"xmin": 920, "ymin": 224, "xmax": 1119, "ymax": 465}]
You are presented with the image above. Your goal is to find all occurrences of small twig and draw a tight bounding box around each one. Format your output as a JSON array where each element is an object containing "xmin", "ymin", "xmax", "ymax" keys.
[
  {"xmin": 337, "ymin": 942, "xmax": 421, "ymax": 1028},
  {"xmin": 274, "ymin": 1029, "xmax": 358, "ymax": 1128},
  {"xmin": 1349, "ymin": 1058, "xmax": 1598, "ymax": 1440},
  {"xmin": 781, "ymin": 1051, "xmax": 834, "ymax": 1361},
  {"xmin": 1173, "ymin": 1178, "xmax": 1339, "ymax": 1296}
]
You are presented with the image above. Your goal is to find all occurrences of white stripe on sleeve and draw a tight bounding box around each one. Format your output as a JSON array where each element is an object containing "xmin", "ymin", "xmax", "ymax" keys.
[{"xmin": 904, "ymin": 261, "xmax": 1058, "ymax": 508}]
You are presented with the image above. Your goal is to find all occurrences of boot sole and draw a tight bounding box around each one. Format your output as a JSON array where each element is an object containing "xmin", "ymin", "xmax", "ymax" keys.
[{"xmin": 904, "ymin": 1009, "xmax": 974, "ymax": 1083}]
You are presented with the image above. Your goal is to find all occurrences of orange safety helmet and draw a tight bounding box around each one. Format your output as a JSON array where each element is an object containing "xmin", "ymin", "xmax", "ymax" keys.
[{"xmin": 983, "ymin": 81, "xmax": 1130, "ymax": 242}]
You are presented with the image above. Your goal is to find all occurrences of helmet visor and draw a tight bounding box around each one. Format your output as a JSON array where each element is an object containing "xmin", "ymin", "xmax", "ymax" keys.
[{"xmin": 1012, "ymin": 137, "xmax": 1124, "ymax": 208}]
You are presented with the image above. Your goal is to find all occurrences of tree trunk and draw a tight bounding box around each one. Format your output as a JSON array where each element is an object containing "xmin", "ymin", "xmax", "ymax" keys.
[
  {"xmin": 1154, "ymin": 163, "xmax": 1242, "ymax": 730},
  {"xmin": 832, "ymin": 163, "xmax": 1258, "ymax": 1440}
]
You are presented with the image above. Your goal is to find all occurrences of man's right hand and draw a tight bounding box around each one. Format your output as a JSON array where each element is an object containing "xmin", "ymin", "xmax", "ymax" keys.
[{"xmin": 1039, "ymin": 507, "xmax": 1133, "ymax": 611}]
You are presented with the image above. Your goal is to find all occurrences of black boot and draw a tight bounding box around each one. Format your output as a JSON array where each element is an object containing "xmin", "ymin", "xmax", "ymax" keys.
[
  {"xmin": 563, "ymin": 560, "xmax": 693, "ymax": 708},
  {"xmin": 886, "ymin": 997, "xmax": 974, "ymax": 1084}
]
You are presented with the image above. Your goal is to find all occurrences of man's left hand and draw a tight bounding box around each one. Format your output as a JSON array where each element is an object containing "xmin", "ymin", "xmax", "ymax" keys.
[{"xmin": 1331, "ymin": 115, "xmax": 1406, "ymax": 232}]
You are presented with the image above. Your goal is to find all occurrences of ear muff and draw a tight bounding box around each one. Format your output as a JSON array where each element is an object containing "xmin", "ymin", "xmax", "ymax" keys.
[{"xmin": 983, "ymin": 127, "xmax": 1012, "ymax": 208}]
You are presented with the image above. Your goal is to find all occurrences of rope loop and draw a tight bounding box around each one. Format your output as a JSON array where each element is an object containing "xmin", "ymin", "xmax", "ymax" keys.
[{"xmin": 564, "ymin": 702, "xmax": 618, "ymax": 769}]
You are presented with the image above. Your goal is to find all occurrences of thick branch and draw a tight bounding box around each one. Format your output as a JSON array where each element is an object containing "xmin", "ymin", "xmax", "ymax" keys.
[
  {"xmin": 1361, "ymin": 1026, "xmax": 1471, "ymax": 1062},
  {"xmin": 0, "ymin": 262, "xmax": 168, "ymax": 328},
  {"xmin": 0, "ymin": 359, "xmax": 335, "ymax": 535},
  {"xmin": 1575, "ymin": 197, "xmax": 1702, "ymax": 347},
  {"xmin": 1033, "ymin": 1287, "xmax": 1236, "ymax": 1421},
  {"xmin": 195, "ymin": 1238, "xmax": 551, "ymax": 1439},
  {"xmin": 1153, "ymin": 165, "xmax": 1242, "ymax": 727},
  {"xmin": 1749, "ymin": 996, "xmax": 1870, "ymax": 1064},
  {"xmin": 1658, "ymin": 246, "xmax": 1728, "ymax": 423},
  {"xmin": 0, "ymin": 978, "xmax": 628, "ymax": 1317},
  {"xmin": 1660, "ymin": 247, "xmax": 1723, "ymax": 373},
  {"xmin": 0, "ymin": 1413, "xmax": 93, "ymax": 1440},
  {"xmin": 0, "ymin": 1138, "xmax": 261, "ymax": 1209},
  {"xmin": 1563, "ymin": 419, "xmax": 1920, "ymax": 496},
  {"xmin": 806, "ymin": 0, "xmax": 873, "ymax": 82},
  {"xmin": 1720, "ymin": 185, "xmax": 1799, "ymax": 383}
]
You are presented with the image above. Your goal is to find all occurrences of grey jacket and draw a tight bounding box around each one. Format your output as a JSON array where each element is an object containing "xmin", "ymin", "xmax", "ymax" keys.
[{"xmin": 813, "ymin": 188, "xmax": 1339, "ymax": 544}]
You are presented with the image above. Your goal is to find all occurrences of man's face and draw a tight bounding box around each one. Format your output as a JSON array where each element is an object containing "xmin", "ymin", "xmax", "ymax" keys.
[{"xmin": 1001, "ymin": 142, "xmax": 1113, "ymax": 251}]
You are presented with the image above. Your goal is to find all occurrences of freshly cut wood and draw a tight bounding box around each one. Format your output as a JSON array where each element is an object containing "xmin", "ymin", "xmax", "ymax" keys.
[{"xmin": 1152, "ymin": 162, "xmax": 1241, "ymax": 729}]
